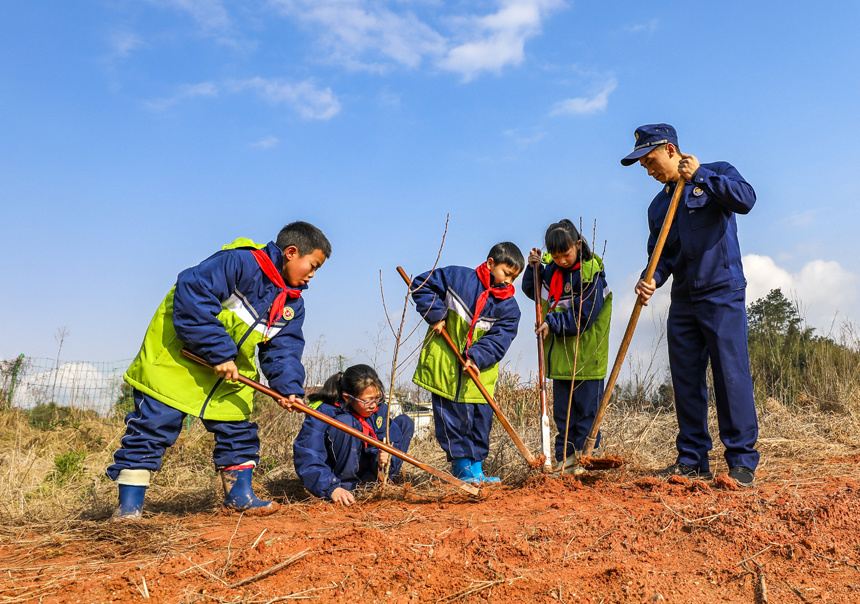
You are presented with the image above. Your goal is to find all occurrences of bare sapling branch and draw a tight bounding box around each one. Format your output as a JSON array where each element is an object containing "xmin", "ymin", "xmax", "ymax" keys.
[{"xmin": 379, "ymin": 215, "xmax": 450, "ymax": 483}]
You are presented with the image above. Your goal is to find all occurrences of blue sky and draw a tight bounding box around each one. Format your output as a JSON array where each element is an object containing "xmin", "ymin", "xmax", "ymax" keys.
[{"xmin": 2, "ymin": 1, "xmax": 859, "ymax": 383}]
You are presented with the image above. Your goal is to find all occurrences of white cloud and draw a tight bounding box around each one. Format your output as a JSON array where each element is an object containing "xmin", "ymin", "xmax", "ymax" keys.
[
  {"xmin": 503, "ymin": 128, "xmax": 546, "ymax": 145},
  {"xmin": 108, "ymin": 30, "xmax": 143, "ymax": 58},
  {"xmin": 377, "ymin": 87, "xmax": 402, "ymax": 108},
  {"xmin": 269, "ymin": 0, "xmax": 447, "ymax": 71},
  {"xmin": 438, "ymin": 0, "xmax": 566, "ymax": 80},
  {"xmin": 234, "ymin": 77, "xmax": 341, "ymax": 120},
  {"xmin": 145, "ymin": 82, "xmax": 219, "ymax": 111},
  {"xmin": 251, "ymin": 136, "xmax": 280, "ymax": 149},
  {"xmin": 550, "ymin": 77, "xmax": 617, "ymax": 116},
  {"xmin": 623, "ymin": 19, "xmax": 659, "ymax": 34},
  {"xmin": 744, "ymin": 254, "xmax": 859, "ymax": 331},
  {"xmin": 150, "ymin": 0, "xmax": 231, "ymax": 31},
  {"xmin": 606, "ymin": 255, "xmax": 860, "ymax": 382},
  {"xmin": 144, "ymin": 78, "xmax": 339, "ymax": 120},
  {"xmin": 270, "ymin": 0, "xmax": 565, "ymax": 79},
  {"xmin": 781, "ymin": 209, "xmax": 819, "ymax": 227}
]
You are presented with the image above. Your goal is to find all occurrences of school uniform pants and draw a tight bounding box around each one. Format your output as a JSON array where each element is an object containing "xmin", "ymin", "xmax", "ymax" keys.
[
  {"xmin": 552, "ymin": 378, "xmax": 603, "ymax": 460},
  {"xmin": 106, "ymin": 389, "xmax": 261, "ymax": 480},
  {"xmin": 431, "ymin": 394, "xmax": 494, "ymax": 462},
  {"xmin": 326, "ymin": 414, "xmax": 414, "ymax": 491},
  {"xmin": 668, "ymin": 289, "xmax": 760, "ymax": 472}
]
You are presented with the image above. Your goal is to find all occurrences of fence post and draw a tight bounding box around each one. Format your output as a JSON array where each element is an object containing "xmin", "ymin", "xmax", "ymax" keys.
[{"xmin": 6, "ymin": 354, "xmax": 25, "ymax": 410}]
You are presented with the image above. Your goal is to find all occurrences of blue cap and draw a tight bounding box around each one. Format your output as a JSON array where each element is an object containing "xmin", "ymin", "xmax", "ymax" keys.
[{"xmin": 620, "ymin": 123, "xmax": 678, "ymax": 166}]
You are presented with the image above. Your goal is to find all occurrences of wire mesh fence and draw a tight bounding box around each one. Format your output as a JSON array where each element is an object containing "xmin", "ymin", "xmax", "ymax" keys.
[
  {"xmin": 0, "ymin": 353, "xmax": 358, "ymax": 416},
  {"xmin": 0, "ymin": 356, "xmax": 130, "ymax": 414}
]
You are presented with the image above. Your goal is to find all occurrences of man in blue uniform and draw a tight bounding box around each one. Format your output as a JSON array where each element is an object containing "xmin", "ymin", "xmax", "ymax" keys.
[{"xmin": 621, "ymin": 123, "xmax": 759, "ymax": 488}]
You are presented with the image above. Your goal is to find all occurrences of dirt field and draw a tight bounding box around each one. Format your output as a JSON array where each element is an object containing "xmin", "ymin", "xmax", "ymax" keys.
[{"xmin": 3, "ymin": 455, "xmax": 859, "ymax": 604}]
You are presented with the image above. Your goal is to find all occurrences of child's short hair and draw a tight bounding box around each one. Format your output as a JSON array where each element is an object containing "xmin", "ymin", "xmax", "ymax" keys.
[
  {"xmin": 276, "ymin": 221, "xmax": 332, "ymax": 258},
  {"xmin": 488, "ymin": 241, "xmax": 525, "ymax": 273},
  {"xmin": 545, "ymin": 219, "xmax": 593, "ymax": 260},
  {"xmin": 307, "ymin": 364, "xmax": 385, "ymax": 406}
]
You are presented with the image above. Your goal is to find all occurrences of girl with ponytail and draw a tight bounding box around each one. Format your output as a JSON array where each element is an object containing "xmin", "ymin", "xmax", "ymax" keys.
[
  {"xmin": 523, "ymin": 219, "xmax": 613, "ymax": 475},
  {"xmin": 293, "ymin": 364, "xmax": 414, "ymax": 505}
]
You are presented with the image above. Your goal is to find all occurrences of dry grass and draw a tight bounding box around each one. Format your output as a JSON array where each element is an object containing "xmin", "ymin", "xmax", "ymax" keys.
[{"xmin": 2, "ymin": 369, "xmax": 860, "ymax": 545}]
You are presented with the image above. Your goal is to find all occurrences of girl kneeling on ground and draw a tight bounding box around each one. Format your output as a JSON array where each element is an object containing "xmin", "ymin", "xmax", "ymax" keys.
[{"xmin": 293, "ymin": 364, "xmax": 414, "ymax": 505}]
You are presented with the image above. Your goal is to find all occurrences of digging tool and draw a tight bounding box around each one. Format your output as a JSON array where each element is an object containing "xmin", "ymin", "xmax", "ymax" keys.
[
  {"xmin": 396, "ymin": 266, "xmax": 542, "ymax": 468},
  {"xmin": 180, "ymin": 349, "xmax": 481, "ymax": 497},
  {"xmin": 530, "ymin": 259, "xmax": 553, "ymax": 472},
  {"xmin": 581, "ymin": 178, "xmax": 687, "ymax": 458}
]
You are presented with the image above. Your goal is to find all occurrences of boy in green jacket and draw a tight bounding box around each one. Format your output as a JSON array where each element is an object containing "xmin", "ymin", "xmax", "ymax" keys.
[{"xmin": 107, "ymin": 222, "xmax": 330, "ymax": 519}]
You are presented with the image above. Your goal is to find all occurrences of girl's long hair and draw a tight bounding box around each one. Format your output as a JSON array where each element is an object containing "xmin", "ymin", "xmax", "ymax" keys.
[
  {"xmin": 306, "ymin": 364, "xmax": 385, "ymax": 407},
  {"xmin": 544, "ymin": 219, "xmax": 593, "ymax": 261}
]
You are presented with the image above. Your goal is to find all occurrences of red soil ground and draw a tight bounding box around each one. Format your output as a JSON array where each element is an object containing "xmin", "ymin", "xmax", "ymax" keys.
[{"xmin": 3, "ymin": 459, "xmax": 860, "ymax": 603}]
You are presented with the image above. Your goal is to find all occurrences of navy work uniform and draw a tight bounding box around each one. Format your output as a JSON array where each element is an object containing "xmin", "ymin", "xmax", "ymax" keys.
[{"xmin": 622, "ymin": 124, "xmax": 759, "ymax": 474}]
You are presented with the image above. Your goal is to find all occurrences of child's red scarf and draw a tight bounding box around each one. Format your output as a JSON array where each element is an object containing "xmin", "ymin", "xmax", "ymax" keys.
[
  {"xmin": 547, "ymin": 262, "xmax": 580, "ymax": 310},
  {"xmin": 335, "ymin": 401, "xmax": 379, "ymax": 449},
  {"xmin": 251, "ymin": 249, "xmax": 302, "ymax": 341},
  {"xmin": 350, "ymin": 411, "xmax": 378, "ymax": 448},
  {"xmin": 466, "ymin": 263, "xmax": 515, "ymax": 349}
]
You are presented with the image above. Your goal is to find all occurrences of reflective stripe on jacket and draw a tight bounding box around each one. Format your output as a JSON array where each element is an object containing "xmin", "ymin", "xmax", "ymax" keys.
[
  {"xmin": 410, "ymin": 265, "xmax": 521, "ymax": 403},
  {"xmin": 124, "ymin": 238, "xmax": 306, "ymax": 421}
]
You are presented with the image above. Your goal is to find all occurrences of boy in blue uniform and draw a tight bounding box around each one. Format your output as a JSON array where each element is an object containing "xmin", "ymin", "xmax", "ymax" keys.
[
  {"xmin": 622, "ymin": 123, "xmax": 759, "ymax": 488},
  {"xmin": 411, "ymin": 242, "xmax": 524, "ymax": 484},
  {"xmin": 293, "ymin": 364, "xmax": 414, "ymax": 505},
  {"xmin": 107, "ymin": 221, "xmax": 331, "ymax": 519}
]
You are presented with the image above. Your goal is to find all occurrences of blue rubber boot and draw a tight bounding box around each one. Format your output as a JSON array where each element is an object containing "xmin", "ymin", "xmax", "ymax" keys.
[
  {"xmin": 220, "ymin": 468, "xmax": 280, "ymax": 516},
  {"xmin": 451, "ymin": 458, "xmax": 479, "ymax": 484},
  {"xmin": 112, "ymin": 485, "xmax": 146, "ymax": 521},
  {"xmin": 470, "ymin": 460, "xmax": 500, "ymax": 484}
]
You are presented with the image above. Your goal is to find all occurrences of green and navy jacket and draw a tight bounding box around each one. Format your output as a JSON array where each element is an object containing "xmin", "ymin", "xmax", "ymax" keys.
[
  {"xmin": 522, "ymin": 255, "xmax": 612, "ymax": 381},
  {"xmin": 411, "ymin": 265, "xmax": 521, "ymax": 403},
  {"xmin": 124, "ymin": 239, "xmax": 306, "ymax": 421}
]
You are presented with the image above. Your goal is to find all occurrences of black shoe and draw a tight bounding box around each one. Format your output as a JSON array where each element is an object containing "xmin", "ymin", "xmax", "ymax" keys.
[
  {"xmin": 656, "ymin": 462, "xmax": 713, "ymax": 481},
  {"xmin": 728, "ymin": 466, "xmax": 755, "ymax": 488}
]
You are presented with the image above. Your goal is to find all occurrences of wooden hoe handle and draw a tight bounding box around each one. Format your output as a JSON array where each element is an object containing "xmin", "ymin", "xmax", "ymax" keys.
[
  {"xmin": 397, "ymin": 266, "xmax": 541, "ymax": 467},
  {"xmin": 581, "ymin": 178, "xmax": 687, "ymax": 458},
  {"xmin": 531, "ymin": 259, "xmax": 553, "ymax": 471},
  {"xmin": 180, "ymin": 348, "xmax": 481, "ymax": 497}
]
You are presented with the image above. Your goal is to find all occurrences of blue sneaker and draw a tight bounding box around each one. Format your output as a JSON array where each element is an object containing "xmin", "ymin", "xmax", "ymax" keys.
[
  {"xmin": 470, "ymin": 460, "xmax": 500, "ymax": 484},
  {"xmin": 220, "ymin": 467, "xmax": 280, "ymax": 515}
]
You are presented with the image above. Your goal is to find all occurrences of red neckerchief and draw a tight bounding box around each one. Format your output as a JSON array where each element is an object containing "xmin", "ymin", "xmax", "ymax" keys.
[
  {"xmin": 466, "ymin": 263, "xmax": 516, "ymax": 349},
  {"xmin": 349, "ymin": 411, "xmax": 378, "ymax": 448},
  {"xmin": 547, "ymin": 262, "xmax": 580, "ymax": 310},
  {"xmin": 251, "ymin": 248, "xmax": 301, "ymax": 342}
]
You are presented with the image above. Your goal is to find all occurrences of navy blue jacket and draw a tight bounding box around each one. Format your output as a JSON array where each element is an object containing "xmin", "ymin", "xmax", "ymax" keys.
[
  {"xmin": 293, "ymin": 402, "xmax": 389, "ymax": 499},
  {"xmin": 411, "ymin": 265, "xmax": 521, "ymax": 371},
  {"xmin": 645, "ymin": 161, "xmax": 755, "ymax": 301},
  {"xmin": 172, "ymin": 240, "xmax": 307, "ymax": 398}
]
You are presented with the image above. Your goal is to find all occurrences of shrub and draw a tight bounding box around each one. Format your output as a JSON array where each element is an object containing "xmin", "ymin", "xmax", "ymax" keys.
[{"xmin": 48, "ymin": 450, "xmax": 87, "ymax": 485}]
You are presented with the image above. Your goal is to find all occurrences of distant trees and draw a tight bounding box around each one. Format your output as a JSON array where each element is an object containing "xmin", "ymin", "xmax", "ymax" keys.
[{"xmin": 747, "ymin": 288, "xmax": 860, "ymax": 411}]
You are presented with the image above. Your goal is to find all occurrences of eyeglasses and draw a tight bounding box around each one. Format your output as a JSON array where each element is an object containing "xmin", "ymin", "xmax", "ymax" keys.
[{"xmin": 345, "ymin": 393, "xmax": 385, "ymax": 407}]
